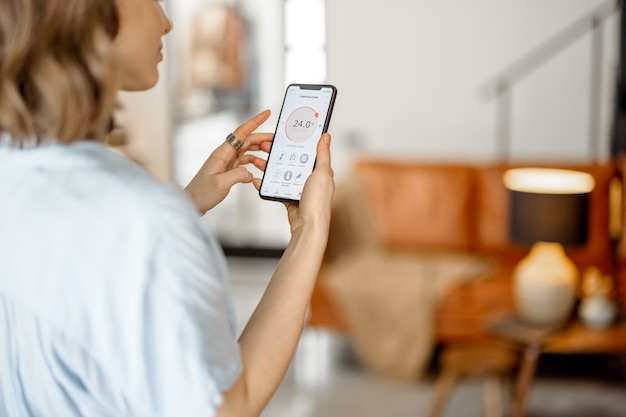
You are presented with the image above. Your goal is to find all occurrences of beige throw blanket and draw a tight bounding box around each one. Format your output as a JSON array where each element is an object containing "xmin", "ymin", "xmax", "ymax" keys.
[{"xmin": 322, "ymin": 250, "xmax": 493, "ymax": 383}]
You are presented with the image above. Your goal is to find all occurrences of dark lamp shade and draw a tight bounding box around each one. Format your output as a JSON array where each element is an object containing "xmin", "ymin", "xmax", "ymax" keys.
[
  {"xmin": 509, "ymin": 190, "xmax": 589, "ymax": 246},
  {"xmin": 504, "ymin": 168, "xmax": 595, "ymax": 246}
]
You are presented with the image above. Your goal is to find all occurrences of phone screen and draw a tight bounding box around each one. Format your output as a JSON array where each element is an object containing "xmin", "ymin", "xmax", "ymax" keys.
[{"xmin": 260, "ymin": 84, "xmax": 337, "ymax": 203}]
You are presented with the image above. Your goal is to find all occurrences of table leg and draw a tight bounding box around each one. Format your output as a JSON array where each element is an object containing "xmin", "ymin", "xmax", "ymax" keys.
[
  {"xmin": 427, "ymin": 369, "xmax": 457, "ymax": 417},
  {"xmin": 483, "ymin": 375, "xmax": 502, "ymax": 417},
  {"xmin": 512, "ymin": 344, "xmax": 541, "ymax": 417}
]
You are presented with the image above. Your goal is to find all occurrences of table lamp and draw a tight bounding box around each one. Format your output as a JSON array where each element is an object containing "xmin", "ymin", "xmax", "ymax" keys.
[{"xmin": 503, "ymin": 168, "xmax": 595, "ymax": 328}]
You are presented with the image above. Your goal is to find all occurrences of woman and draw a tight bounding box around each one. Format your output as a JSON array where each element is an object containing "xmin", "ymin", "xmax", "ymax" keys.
[{"xmin": 0, "ymin": 0, "xmax": 334, "ymax": 416}]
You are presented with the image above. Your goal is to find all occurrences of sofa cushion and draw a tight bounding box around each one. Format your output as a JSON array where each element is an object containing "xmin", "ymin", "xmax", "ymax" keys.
[{"xmin": 355, "ymin": 161, "xmax": 474, "ymax": 251}]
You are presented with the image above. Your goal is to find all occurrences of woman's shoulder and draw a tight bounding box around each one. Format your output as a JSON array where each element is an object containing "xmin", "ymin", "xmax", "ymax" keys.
[
  {"xmin": 1, "ymin": 140, "xmax": 203, "ymax": 236},
  {"xmin": 81, "ymin": 142, "xmax": 203, "ymax": 231}
]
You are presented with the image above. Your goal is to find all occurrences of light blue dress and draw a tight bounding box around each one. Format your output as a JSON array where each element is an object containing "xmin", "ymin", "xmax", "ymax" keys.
[{"xmin": 0, "ymin": 139, "xmax": 242, "ymax": 417}]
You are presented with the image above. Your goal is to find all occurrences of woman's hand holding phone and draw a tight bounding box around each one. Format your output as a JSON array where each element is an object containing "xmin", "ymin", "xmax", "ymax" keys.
[
  {"xmin": 184, "ymin": 83, "xmax": 336, "ymax": 239},
  {"xmin": 284, "ymin": 133, "xmax": 334, "ymax": 235}
]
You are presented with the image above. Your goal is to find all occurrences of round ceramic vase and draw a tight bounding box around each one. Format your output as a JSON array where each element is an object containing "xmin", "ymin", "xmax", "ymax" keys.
[{"xmin": 513, "ymin": 242, "xmax": 578, "ymax": 327}]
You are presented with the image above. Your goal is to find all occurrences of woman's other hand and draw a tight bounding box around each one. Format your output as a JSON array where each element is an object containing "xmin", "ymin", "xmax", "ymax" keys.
[
  {"xmin": 218, "ymin": 133, "xmax": 334, "ymax": 417},
  {"xmin": 185, "ymin": 110, "xmax": 273, "ymax": 215}
]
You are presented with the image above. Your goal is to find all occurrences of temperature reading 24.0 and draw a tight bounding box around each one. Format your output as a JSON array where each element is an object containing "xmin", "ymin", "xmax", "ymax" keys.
[
  {"xmin": 286, "ymin": 106, "xmax": 319, "ymax": 143},
  {"xmin": 293, "ymin": 120, "xmax": 312, "ymax": 128}
]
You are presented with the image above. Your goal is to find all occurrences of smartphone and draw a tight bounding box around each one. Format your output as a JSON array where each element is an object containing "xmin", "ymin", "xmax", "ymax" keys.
[{"xmin": 259, "ymin": 84, "xmax": 337, "ymax": 204}]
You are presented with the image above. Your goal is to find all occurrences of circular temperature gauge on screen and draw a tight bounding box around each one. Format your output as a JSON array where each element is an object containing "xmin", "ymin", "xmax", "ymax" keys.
[{"xmin": 285, "ymin": 106, "xmax": 319, "ymax": 143}]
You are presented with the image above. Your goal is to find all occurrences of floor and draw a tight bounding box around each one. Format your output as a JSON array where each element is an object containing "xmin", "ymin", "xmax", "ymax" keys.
[{"xmin": 227, "ymin": 256, "xmax": 626, "ymax": 417}]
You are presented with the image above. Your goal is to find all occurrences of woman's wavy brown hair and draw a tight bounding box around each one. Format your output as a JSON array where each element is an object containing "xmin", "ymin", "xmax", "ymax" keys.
[{"xmin": 0, "ymin": 0, "xmax": 119, "ymax": 146}]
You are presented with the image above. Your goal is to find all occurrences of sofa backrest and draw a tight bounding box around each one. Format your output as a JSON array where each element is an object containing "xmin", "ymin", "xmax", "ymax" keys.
[
  {"xmin": 349, "ymin": 159, "xmax": 617, "ymax": 274},
  {"xmin": 354, "ymin": 161, "xmax": 474, "ymax": 251}
]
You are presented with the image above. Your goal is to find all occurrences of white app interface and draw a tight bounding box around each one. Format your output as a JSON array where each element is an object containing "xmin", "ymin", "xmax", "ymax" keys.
[{"xmin": 261, "ymin": 85, "xmax": 334, "ymax": 200}]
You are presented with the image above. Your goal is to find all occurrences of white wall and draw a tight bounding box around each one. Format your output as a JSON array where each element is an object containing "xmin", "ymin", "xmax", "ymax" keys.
[{"xmin": 326, "ymin": 0, "xmax": 618, "ymax": 168}]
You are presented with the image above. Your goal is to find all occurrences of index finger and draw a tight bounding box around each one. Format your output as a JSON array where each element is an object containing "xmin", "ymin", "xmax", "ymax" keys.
[{"xmin": 233, "ymin": 110, "xmax": 271, "ymax": 141}]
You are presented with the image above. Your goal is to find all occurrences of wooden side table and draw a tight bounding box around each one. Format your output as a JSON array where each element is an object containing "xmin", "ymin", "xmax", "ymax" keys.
[{"xmin": 488, "ymin": 315, "xmax": 626, "ymax": 417}]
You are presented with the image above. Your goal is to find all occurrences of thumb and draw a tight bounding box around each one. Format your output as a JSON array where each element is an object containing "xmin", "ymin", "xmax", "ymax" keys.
[{"xmin": 314, "ymin": 133, "xmax": 332, "ymax": 170}]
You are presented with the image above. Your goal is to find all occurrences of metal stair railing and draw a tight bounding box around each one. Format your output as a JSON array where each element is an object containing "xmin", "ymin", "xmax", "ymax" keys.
[{"xmin": 480, "ymin": 1, "xmax": 619, "ymax": 160}]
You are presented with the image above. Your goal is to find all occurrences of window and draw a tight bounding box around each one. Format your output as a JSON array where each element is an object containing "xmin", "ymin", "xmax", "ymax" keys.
[{"xmin": 284, "ymin": 0, "xmax": 327, "ymax": 84}]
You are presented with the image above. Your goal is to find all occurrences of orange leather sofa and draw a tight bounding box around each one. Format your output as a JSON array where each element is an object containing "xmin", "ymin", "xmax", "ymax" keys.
[{"xmin": 308, "ymin": 159, "xmax": 623, "ymax": 344}]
